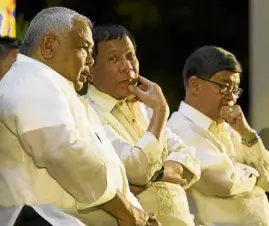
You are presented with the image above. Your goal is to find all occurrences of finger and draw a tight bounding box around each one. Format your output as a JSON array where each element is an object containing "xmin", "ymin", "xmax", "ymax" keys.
[
  {"xmin": 229, "ymin": 111, "xmax": 242, "ymax": 119},
  {"xmin": 138, "ymin": 75, "xmax": 154, "ymax": 90},
  {"xmin": 128, "ymin": 85, "xmax": 146, "ymax": 96},
  {"xmin": 127, "ymin": 94, "xmax": 138, "ymax": 102},
  {"xmin": 229, "ymin": 105, "xmax": 242, "ymax": 113},
  {"xmin": 138, "ymin": 83, "xmax": 148, "ymax": 92},
  {"xmin": 138, "ymin": 75, "xmax": 152, "ymax": 84}
]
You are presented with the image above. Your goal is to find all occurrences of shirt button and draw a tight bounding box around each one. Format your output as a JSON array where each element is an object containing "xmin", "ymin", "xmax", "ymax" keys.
[
  {"xmin": 119, "ymin": 102, "xmax": 123, "ymax": 106},
  {"xmin": 132, "ymin": 119, "xmax": 135, "ymax": 123}
]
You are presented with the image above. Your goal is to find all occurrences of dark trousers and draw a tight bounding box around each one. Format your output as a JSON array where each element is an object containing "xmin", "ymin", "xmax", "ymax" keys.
[{"xmin": 13, "ymin": 205, "xmax": 52, "ymax": 226}]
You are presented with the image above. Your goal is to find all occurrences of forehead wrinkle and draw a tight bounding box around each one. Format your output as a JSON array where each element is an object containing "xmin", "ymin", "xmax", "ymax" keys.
[{"xmin": 102, "ymin": 39, "xmax": 135, "ymax": 54}]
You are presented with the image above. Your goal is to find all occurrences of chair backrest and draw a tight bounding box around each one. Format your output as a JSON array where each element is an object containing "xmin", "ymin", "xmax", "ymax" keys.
[{"xmin": 259, "ymin": 127, "xmax": 269, "ymax": 150}]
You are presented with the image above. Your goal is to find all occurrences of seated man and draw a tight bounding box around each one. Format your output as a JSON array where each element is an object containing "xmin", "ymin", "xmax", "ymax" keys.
[
  {"xmin": 168, "ymin": 46, "xmax": 269, "ymax": 225},
  {"xmin": 86, "ymin": 24, "xmax": 201, "ymax": 226},
  {"xmin": 0, "ymin": 7, "xmax": 160, "ymax": 226},
  {"xmin": 0, "ymin": 36, "xmax": 20, "ymax": 79}
]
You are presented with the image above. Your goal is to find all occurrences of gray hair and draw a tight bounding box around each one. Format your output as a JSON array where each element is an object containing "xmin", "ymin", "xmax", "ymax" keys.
[{"xmin": 20, "ymin": 7, "xmax": 92, "ymax": 55}]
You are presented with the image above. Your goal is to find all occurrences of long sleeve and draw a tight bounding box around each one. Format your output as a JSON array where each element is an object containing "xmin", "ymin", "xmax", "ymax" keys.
[
  {"xmin": 164, "ymin": 127, "xmax": 201, "ymax": 188},
  {"xmin": 231, "ymin": 130, "xmax": 269, "ymax": 191},
  {"xmin": 103, "ymin": 124, "xmax": 163, "ymax": 185},
  {"xmin": 168, "ymin": 122, "xmax": 258, "ymax": 198},
  {"xmin": 11, "ymin": 80, "xmax": 117, "ymax": 210}
]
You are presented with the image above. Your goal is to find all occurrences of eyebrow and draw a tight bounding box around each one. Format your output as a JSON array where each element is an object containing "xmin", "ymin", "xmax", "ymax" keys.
[
  {"xmin": 79, "ymin": 37, "xmax": 94, "ymax": 47},
  {"xmin": 107, "ymin": 47, "xmax": 136, "ymax": 55},
  {"xmin": 220, "ymin": 79, "xmax": 240, "ymax": 85}
]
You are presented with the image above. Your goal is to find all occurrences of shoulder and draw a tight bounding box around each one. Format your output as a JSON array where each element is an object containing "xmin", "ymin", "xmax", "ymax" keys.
[{"xmin": 168, "ymin": 111, "xmax": 190, "ymax": 130}]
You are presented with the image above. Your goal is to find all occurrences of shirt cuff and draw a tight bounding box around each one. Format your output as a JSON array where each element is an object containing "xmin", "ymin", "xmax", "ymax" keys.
[
  {"xmin": 135, "ymin": 131, "xmax": 163, "ymax": 165},
  {"xmin": 165, "ymin": 147, "xmax": 201, "ymax": 188},
  {"xmin": 243, "ymin": 139, "xmax": 267, "ymax": 164}
]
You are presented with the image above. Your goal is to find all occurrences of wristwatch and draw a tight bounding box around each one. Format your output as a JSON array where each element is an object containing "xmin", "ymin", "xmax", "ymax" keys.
[
  {"xmin": 242, "ymin": 131, "xmax": 259, "ymax": 147},
  {"xmin": 152, "ymin": 166, "xmax": 165, "ymax": 182}
]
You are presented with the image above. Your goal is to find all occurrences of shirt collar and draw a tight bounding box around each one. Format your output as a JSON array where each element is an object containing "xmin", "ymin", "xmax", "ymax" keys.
[
  {"xmin": 17, "ymin": 54, "xmax": 75, "ymax": 88},
  {"xmin": 178, "ymin": 101, "xmax": 213, "ymax": 130},
  {"xmin": 87, "ymin": 85, "xmax": 120, "ymax": 112}
]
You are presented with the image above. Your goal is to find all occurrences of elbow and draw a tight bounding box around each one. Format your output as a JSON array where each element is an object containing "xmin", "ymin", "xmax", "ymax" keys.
[
  {"xmin": 216, "ymin": 184, "xmax": 235, "ymax": 197},
  {"xmin": 213, "ymin": 181, "xmax": 246, "ymax": 198},
  {"xmin": 195, "ymin": 178, "xmax": 235, "ymax": 198},
  {"xmin": 43, "ymin": 149, "xmax": 67, "ymax": 166},
  {"xmin": 126, "ymin": 168, "xmax": 152, "ymax": 186}
]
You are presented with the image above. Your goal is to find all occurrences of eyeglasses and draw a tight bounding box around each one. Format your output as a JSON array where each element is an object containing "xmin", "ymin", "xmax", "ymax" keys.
[{"xmin": 197, "ymin": 76, "xmax": 243, "ymax": 98}]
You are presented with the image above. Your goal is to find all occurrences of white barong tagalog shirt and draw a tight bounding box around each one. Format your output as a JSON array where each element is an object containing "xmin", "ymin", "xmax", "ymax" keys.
[{"xmin": 0, "ymin": 54, "xmax": 141, "ymax": 226}]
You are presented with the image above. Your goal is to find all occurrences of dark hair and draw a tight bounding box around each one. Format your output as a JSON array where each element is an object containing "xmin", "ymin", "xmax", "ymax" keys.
[
  {"xmin": 92, "ymin": 24, "xmax": 136, "ymax": 61},
  {"xmin": 183, "ymin": 46, "xmax": 242, "ymax": 88},
  {"xmin": 0, "ymin": 36, "xmax": 21, "ymax": 59}
]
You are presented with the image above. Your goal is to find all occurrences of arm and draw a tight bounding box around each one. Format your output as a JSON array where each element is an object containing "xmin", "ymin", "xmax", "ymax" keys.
[
  {"xmin": 99, "ymin": 191, "xmax": 160, "ymax": 226},
  {"xmin": 164, "ymin": 127, "xmax": 201, "ymax": 188},
  {"xmin": 168, "ymin": 123, "xmax": 257, "ymax": 197},
  {"xmin": 191, "ymin": 144, "xmax": 257, "ymax": 198},
  {"xmin": 20, "ymin": 125, "xmax": 117, "ymax": 208},
  {"xmin": 98, "ymin": 190, "xmax": 148, "ymax": 224},
  {"xmin": 105, "ymin": 125, "xmax": 163, "ymax": 185},
  {"xmin": 231, "ymin": 129, "xmax": 269, "ymax": 191},
  {"xmin": 128, "ymin": 75, "xmax": 169, "ymax": 143},
  {"xmin": 222, "ymin": 105, "xmax": 269, "ymax": 191},
  {"xmin": 14, "ymin": 83, "xmax": 116, "ymax": 209}
]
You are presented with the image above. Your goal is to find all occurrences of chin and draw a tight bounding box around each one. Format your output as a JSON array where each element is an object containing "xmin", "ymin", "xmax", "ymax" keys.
[{"xmin": 121, "ymin": 92, "xmax": 132, "ymax": 100}]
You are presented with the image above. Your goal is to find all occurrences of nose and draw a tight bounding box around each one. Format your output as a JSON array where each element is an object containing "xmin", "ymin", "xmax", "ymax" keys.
[
  {"xmin": 120, "ymin": 58, "xmax": 133, "ymax": 73},
  {"xmin": 85, "ymin": 51, "xmax": 95, "ymax": 69},
  {"xmin": 223, "ymin": 91, "xmax": 237, "ymax": 104}
]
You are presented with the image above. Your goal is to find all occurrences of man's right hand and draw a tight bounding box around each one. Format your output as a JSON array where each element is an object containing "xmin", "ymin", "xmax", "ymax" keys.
[
  {"xmin": 117, "ymin": 206, "xmax": 149, "ymax": 226},
  {"xmin": 128, "ymin": 75, "xmax": 168, "ymax": 111},
  {"xmin": 118, "ymin": 208, "xmax": 162, "ymax": 226}
]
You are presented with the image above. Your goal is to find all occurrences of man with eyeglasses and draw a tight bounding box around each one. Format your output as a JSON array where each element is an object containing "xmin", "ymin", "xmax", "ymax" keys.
[{"xmin": 168, "ymin": 46, "xmax": 269, "ymax": 225}]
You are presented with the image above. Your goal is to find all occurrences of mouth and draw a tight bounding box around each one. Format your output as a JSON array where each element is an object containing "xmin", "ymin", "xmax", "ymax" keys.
[{"xmin": 129, "ymin": 78, "xmax": 139, "ymax": 86}]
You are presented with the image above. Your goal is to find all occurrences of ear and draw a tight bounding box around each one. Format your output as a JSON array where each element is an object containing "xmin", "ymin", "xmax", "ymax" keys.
[
  {"xmin": 188, "ymin": 76, "xmax": 199, "ymax": 95},
  {"xmin": 39, "ymin": 33, "xmax": 57, "ymax": 59}
]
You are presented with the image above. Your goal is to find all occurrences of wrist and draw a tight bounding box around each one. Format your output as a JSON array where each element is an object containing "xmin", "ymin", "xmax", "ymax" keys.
[
  {"xmin": 241, "ymin": 130, "xmax": 259, "ymax": 147},
  {"xmin": 152, "ymin": 103, "xmax": 169, "ymax": 115},
  {"xmin": 240, "ymin": 127, "xmax": 256, "ymax": 140}
]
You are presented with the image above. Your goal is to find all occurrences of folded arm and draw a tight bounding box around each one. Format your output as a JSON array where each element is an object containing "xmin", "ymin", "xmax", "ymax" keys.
[
  {"xmin": 231, "ymin": 130, "xmax": 269, "ymax": 191},
  {"xmin": 105, "ymin": 125, "xmax": 163, "ymax": 185},
  {"xmin": 164, "ymin": 127, "xmax": 201, "ymax": 188}
]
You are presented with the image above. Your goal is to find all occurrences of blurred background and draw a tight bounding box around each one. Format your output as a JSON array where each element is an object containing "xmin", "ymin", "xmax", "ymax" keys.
[{"xmin": 1, "ymin": 0, "xmax": 268, "ymax": 132}]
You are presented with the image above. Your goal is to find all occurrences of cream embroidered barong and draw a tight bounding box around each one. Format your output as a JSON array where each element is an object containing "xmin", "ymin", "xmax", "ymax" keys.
[
  {"xmin": 168, "ymin": 101, "xmax": 269, "ymax": 225},
  {"xmin": 87, "ymin": 85, "xmax": 201, "ymax": 226}
]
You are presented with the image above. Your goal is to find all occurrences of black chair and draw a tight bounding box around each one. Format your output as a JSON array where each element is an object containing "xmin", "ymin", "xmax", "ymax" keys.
[{"xmin": 14, "ymin": 205, "xmax": 52, "ymax": 226}]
